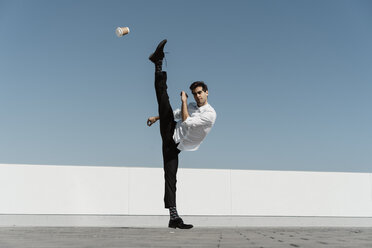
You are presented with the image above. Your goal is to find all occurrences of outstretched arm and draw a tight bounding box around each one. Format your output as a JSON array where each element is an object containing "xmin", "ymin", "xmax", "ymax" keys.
[{"xmin": 147, "ymin": 116, "xmax": 160, "ymax": 126}]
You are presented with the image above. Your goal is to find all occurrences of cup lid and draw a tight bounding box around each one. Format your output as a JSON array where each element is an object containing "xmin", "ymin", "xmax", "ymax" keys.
[{"xmin": 115, "ymin": 27, "xmax": 123, "ymax": 37}]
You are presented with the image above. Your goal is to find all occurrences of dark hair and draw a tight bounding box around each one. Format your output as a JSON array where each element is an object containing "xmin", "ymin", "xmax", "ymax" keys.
[{"xmin": 189, "ymin": 81, "xmax": 208, "ymax": 92}]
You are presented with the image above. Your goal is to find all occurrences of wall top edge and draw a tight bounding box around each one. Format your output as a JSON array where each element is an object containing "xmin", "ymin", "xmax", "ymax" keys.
[{"xmin": 0, "ymin": 163, "xmax": 371, "ymax": 175}]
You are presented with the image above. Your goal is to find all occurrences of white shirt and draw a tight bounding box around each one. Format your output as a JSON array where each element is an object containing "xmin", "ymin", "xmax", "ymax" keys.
[{"xmin": 173, "ymin": 102, "xmax": 217, "ymax": 151}]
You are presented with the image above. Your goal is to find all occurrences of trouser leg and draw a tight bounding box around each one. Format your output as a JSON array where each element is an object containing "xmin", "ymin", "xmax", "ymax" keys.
[
  {"xmin": 162, "ymin": 143, "xmax": 180, "ymax": 208},
  {"xmin": 154, "ymin": 71, "xmax": 180, "ymax": 208}
]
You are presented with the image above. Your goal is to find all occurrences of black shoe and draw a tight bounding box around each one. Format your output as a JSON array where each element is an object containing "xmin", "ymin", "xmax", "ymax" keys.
[
  {"xmin": 149, "ymin": 39, "xmax": 167, "ymax": 63},
  {"xmin": 168, "ymin": 218, "xmax": 193, "ymax": 229}
]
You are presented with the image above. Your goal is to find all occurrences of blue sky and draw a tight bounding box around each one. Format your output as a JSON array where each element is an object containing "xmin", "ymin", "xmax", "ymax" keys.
[{"xmin": 0, "ymin": 0, "xmax": 371, "ymax": 172}]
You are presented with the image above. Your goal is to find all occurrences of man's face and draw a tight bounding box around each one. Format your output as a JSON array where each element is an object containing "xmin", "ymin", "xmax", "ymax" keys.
[{"xmin": 192, "ymin": 86, "xmax": 208, "ymax": 107}]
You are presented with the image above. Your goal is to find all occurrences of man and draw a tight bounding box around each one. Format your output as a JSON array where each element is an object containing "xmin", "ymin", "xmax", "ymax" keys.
[{"xmin": 147, "ymin": 39, "xmax": 216, "ymax": 229}]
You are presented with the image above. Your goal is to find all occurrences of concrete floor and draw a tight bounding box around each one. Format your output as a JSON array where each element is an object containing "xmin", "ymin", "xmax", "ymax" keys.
[{"xmin": 0, "ymin": 227, "xmax": 371, "ymax": 248}]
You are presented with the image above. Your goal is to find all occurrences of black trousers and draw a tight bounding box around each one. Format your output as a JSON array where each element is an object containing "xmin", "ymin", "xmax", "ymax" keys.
[{"xmin": 154, "ymin": 71, "xmax": 181, "ymax": 208}]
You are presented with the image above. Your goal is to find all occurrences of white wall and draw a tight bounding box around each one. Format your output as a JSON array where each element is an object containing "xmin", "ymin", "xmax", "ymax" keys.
[{"xmin": 0, "ymin": 164, "xmax": 371, "ymax": 217}]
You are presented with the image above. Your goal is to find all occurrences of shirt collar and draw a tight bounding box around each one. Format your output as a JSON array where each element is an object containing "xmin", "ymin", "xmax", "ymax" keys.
[{"xmin": 197, "ymin": 103, "xmax": 209, "ymax": 110}]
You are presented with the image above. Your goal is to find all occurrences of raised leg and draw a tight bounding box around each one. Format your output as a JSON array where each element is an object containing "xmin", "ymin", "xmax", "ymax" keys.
[{"xmin": 154, "ymin": 70, "xmax": 180, "ymax": 208}]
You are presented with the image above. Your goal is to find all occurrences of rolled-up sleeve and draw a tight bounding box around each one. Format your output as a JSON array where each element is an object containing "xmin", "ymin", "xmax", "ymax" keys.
[
  {"xmin": 182, "ymin": 111, "xmax": 214, "ymax": 128},
  {"xmin": 173, "ymin": 108, "xmax": 182, "ymax": 120}
]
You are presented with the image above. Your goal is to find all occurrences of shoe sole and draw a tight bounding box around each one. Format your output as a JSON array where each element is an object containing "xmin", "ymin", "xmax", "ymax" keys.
[{"xmin": 168, "ymin": 226, "xmax": 193, "ymax": 229}]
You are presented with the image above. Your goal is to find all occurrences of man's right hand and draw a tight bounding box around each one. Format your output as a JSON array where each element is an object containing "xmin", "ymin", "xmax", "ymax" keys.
[{"xmin": 147, "ymin": 116, "xmax": 159, "ymax": 127}]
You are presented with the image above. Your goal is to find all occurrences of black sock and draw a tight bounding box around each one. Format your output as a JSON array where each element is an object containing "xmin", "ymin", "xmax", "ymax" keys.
[
  {"xmin": 169, "ymin": 206, "xmax": 179, "ymax": 220},
  {"xmin": 155, "ymin": 60, "xmax": 162, "ymax": 72}
]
